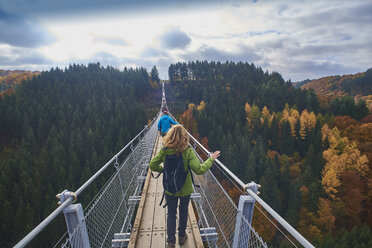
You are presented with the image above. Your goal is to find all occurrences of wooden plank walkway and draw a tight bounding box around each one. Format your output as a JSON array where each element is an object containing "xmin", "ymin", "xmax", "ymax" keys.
[{"xmin": 128, "ymin": 135, "xmax": 204, "ymax": 248}]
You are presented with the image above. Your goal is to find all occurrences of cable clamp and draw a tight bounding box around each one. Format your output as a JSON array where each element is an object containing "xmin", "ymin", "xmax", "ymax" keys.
[
  {"xmin": 114, "ymin": 155, "xmax": 119, "ymax": 169},
  {"xmin": 243, "ymin": 182, "xmax": 261, "ymax": 194},
  {"xmin": 56, "ymin": 190, "xmax": 77, "ymax": 205}
]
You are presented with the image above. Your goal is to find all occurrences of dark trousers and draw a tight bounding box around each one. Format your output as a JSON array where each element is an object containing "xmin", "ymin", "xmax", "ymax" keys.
[{"xmin": 165, "ymin": 194, "xmax": 191, "ymax": 243}]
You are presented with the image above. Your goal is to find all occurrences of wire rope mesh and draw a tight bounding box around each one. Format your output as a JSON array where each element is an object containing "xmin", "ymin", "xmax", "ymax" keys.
[
  {"xmin": 192, "ymin": 157, "xmax": 268, "ymax": 248},
  {"xmin": 57, "ymin": 115, "xmax": 160, "ymax": 248},
  {"xmin": 189, "ymin": 140, "xmax": 302, "ymax": 248}
]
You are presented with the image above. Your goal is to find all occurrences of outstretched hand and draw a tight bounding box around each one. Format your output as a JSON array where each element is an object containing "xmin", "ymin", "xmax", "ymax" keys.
[{"xmin": 210, "ymin": 151, "xmax": 221, "ymax": 160}]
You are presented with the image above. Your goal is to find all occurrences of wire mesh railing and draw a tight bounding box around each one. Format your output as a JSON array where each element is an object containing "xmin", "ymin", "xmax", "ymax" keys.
[
  {"xmin": 55, "ymin": 114, "xmax": 160, "ymax": 248},
  {"xmin": 191, "ymin": 148, "xmax": 267, "ymax": 248}
]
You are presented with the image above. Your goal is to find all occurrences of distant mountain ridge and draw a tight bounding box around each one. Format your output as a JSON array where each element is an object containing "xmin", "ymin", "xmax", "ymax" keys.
[{"xmin": 294, "ymin": 69, "xmax": 372, "ymax": 110}]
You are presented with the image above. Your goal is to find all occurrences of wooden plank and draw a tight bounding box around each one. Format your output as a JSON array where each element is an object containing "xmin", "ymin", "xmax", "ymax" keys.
[
  {"xmin": 188, "ymin": 203, "xmax": 204, "ymax": 248},
  {"xmin": 150, "ymin": 231, "xmax": 166, "ymax": 248},
  {"xmin": 139, "ymin": 193, "xmax": 156, "ymax": 232},
  {"xmin": 135, "ymin": 231, "xmax": 152, "ymax": 248},
  {"xmin": 153, "ymin": 175, "xmax": 166, "ymax": 232}
]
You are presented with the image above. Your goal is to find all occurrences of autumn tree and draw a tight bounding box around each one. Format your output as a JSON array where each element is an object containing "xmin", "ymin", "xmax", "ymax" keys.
[{"xmin": 321, "ymin": 124, "xmax": 369, "ymax": 199}]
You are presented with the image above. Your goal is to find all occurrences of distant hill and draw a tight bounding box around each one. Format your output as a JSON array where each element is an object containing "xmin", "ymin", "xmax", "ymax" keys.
[
  {"xmin": 296, "ymin": 69, "xmax": 372, "ymax": 110},
  {"xmin": 0, "ymin": 69, "xmax": 40, "ymax": 96},
  {"xmin": 292, "ymin": 79, "xmax": 311, "ymax": 88}
]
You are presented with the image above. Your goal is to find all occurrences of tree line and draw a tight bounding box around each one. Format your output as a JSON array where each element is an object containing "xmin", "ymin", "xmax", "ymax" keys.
[{"xmin": 0, "ymin": 63, "xmax": 151, "ymax": 247}]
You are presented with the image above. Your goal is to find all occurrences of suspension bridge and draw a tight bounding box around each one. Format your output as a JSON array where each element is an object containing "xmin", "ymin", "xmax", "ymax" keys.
[{"xmin": 14, "ymin": 82, "xmax": 315, "ymax": 248}]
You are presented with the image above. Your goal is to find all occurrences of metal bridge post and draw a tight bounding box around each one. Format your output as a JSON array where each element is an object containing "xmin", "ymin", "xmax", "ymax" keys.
[
  {"xmin": 58, "ymin": 190, "xmax": 91, "ymax": 248},
  {"xmin": 232, "ymin": 182, "xmax": 259, "ymax": 248}
]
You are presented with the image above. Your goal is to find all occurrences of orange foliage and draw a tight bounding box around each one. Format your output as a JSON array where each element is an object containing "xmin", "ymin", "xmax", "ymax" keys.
[
  {"xmin": 179, "ymin": 104, "xmax": 199, "ymax": 138},
  {"xmin": 0, "ymin": 88, "xmax": 15, "ymax": 97},
  {"xmin": 333, "ymin": 116, "xmax": 359, "ymax": 130},
  {"xmin": 361, "ymin": 114, "xmax": 372, "ymax": 123},
  {"xmin": 300, "ymin": 72, "xmax": 364, "ymax": 97},
  {"xmin": 0, "ymin": 70, "xmax": 39, "ymax": 97},
  {"xmin": 300, "ymin": 185, "xmax": 309, "ymax": 203},
  {"xmin": 289, "ymin": 163, "xmax": 301, "ymax": 180},
  {"xmin": 267, "ymin": 150, "xmax": 279, "ymax": 160},
  {"xmin": 340, "ymin": 170, "xmax": 364, "ymax": 227},
  {"xmin": 252, "ymin": 205, "xmax": 277, "ymax": 242},
  {"xmin": 316, "ymin": 198, "xmax": 335, "ymax": 233},
  {"xmin": 197, "ymin": 100, "xmax": 206, "ymax": 111},
  {"xmin": 297, "ymin": 207, "xmax": 322, "ymax": 241},
  {"xmin": 366, "ymin": 178, "xmax": 372, "ymax": 225},
  {"xmin": 201, "ymin": 137, "xmax": 209, "ymax": 151}
]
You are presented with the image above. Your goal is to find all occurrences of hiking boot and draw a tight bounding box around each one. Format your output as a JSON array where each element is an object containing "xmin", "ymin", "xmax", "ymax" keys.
[
  {"xmin": 179, "ymin": 233, "xmax": 188, "ymax": 245},
  {"xmin": 166, "ymin": 242, "xmax": 175, "ymax": 248}
]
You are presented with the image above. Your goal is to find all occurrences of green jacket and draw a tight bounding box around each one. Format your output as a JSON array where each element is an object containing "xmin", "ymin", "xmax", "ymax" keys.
[{"xmin": 149, "ymin": 147, "xmax": 214, "ymax": 197}]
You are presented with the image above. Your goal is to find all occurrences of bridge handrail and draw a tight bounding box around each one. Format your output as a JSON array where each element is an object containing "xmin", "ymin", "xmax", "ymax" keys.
[
  {"xmin": 167, "ymin": 110, "xmax": 314, "ymax": 248},
  {"xmin": 14, "ymin": 113, "xmax": 160, "ymax": 248}
]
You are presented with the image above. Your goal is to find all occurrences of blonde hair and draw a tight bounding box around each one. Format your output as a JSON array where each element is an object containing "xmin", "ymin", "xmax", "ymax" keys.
[{"xmin": 162, "ymin": 124, "xmax": 189, "ymax": 154}]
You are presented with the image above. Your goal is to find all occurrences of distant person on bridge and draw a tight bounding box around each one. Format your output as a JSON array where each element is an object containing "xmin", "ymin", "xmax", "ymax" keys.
[
  {"xmin": 158, "ymin": 110, "xmax": 178, "ymax": 136},
  {"xmin": 149, "ymin": 125, "xmax": 221, "ymax": 248}
]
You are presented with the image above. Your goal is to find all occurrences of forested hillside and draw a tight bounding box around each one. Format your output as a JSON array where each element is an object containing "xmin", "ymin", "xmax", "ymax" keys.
[
  {"xmin": 298, "ymin": 69, "xmax": 372, "ymax": 112},
  {"xmin": 0, "ymin": 63, "xmax": 151, "ymax": 247},
  {"xmin": 169, "ymin": 61, "xmax": 372, "ymax": 247}
]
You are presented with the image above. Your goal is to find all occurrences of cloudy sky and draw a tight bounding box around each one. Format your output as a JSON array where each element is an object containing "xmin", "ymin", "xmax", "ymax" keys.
[{"xmin": 0, "ymin": 0, "xmax": 371, "ymax": 81}]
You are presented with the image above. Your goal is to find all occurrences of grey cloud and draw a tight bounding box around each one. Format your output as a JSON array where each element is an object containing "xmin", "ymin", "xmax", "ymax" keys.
[
  {"xmin": 293, "ymin": 2, "xmax": 372, "ymax": 30},
  {"xmin": 159, "ymin": 27, "xmax": 191, "ymax": 49},
  {"xmin": 270, "ymin": 58, "xmax": 363, "ymax": 81},
  {"xmin": 0, "ymin": 8, "xmax": 55, "ymax": 47},
  {"xmin": 141, "ymin": 46, "xmax": 169, "ymax": 58},
  {"xmin": 0, "ymin": 0, "xmax": 226, "ymax": 18},
  {"xmin": 345, "ymin": 1, "xmax": 372, "ymax": 22},
  {"xmin": 67, "ymin": 51, "xmax": 123, "ymax": 69},
  {"xmin": 262, "ymin": 36, "xmax": 370, "ymax": 58},
  {"xmin": 277, "ymin": 4, "xmax": 289, "ymax": 15},
  {"xmin": 182, "ymin": 44, "xmax": 262, "ymax": 63},
  {"xmin": 286, "ymin": 60, "xmax": 351, "ymax": 75},
  {"xmin": 122, "ymin": 56, "xmax": 170, "ymax": 79},
  {"xmin": 86, "ymin": 51, "xmax": 122, "ymax": 66},
  {"xmin": 94, "ymin": 35, "xmax": 128, "ymax": 46},
  {"xmin": 0, "ymin": 48, "xmax": 52, "ymax": 66},
  {"xmin": 70, "ymin": 52, "xmax": 169, "ymax": 78}
]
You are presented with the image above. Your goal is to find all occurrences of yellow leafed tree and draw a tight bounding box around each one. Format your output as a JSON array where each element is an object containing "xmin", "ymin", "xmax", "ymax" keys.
[
  {"xmin": 245, "ymin": 102, "xmax": 251, "ymax": 128},
  {"xmin": 299, "ymin": 110, "xmax": 316, "ymax": 139},
  {"xmin": 297, "ymin": 207, "xmax": 322, "ymax": 241},
  {"xmin": 197, "ymin": 100, "xmax": 206, "ymax": 111},
  {"xmin": 281, "ymin": 106, "xmax": 300, "ymax": 137},
  {"xmin": 261, "ymin": 106, "xmax": 270, "ymax": 123},
  {"xmin": 321, "ymin": 124, "xmax": 369, "ymax": 199}
]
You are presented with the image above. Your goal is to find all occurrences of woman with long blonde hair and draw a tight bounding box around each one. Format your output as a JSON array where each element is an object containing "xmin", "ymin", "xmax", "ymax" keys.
[{"xmin": 149, "ymin": 124, "xmax": 220, "ymax": 248}]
